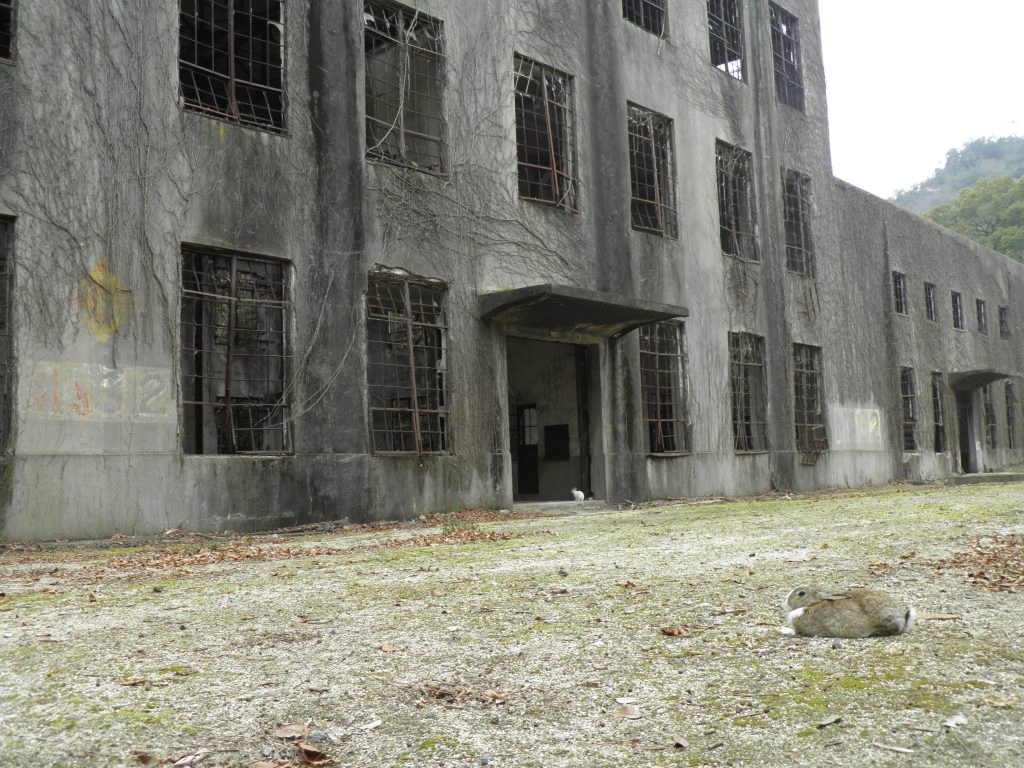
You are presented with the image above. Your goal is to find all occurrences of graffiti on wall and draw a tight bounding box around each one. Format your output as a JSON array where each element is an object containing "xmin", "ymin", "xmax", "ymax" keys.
[
  {"xmin": 828, "ymin": 406, "xmax": 884, "ymax": 451},
  {"xmin": 25, "ymin": 363, "xmax": 173, "ymax": 422},
  {"xmin": 74, "ymin": 259, "xmax": 133, "ymax": 342}
]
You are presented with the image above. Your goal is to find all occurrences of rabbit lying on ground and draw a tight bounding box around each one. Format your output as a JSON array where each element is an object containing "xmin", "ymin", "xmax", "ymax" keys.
[{"xmin": 780, "ymin": 586, "xmax": 916, "ymax": 638}]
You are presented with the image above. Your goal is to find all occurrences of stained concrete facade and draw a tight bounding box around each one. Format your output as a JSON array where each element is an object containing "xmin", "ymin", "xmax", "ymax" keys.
[{"xmin": 0, "ymin": 1, "xmax": 1020, "ymax": 541}]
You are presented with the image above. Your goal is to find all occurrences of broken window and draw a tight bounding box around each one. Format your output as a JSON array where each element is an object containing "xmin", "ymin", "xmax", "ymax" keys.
[
  {"xmin": 716, "ymin": 141, "xmax": 758, "ymax": 261},
  {"xmin": 179, "ymin": 0, "xmax": 286, "ymax": 132},
  {"xmin": 783, "ymin": 169, "xmax": 815, "ymax": 277},
  {"xmin": 364, "ymin": 1, "xmax": 444, "ymax": 172},
  {"xmin": 0, "ymin": 0, "xmax": 15, "ymax": 60},
  {"xmin": 951, "ymin": 291, "xmax": 965, "ymax": 330},
  {"xmin": 931, "ymin": 372, "xmax": 946, "ymax": 453},
  {"xmin": 769, "ymin": 4, "xmax": 803, "ymax": 111},
  {"xmin": 623, "ymin": 0, "xmax": 666, "ymax": 37},
  {"xmin": 793, "ymin": 344, "xmax": 826, "ymax": 454},
  {"xmin": 181, "ymin": 248, "xmax": 291, "ymax": 454},
  {"xmin": 976, "ymin": 299, "xmax": 987, "ymax": 335},
  {"xmin": 0, "ymin": 218, "xmax": 12, "ymax": 453},
  {"xmin": 707, "ymin": 0, "xmax": 743, "ymax": 79},
  {"xmin": 891, "ymin": 272, "xmax": 907, "ymax": 315},
  {"xmin": 899, "ymin": 367, "xmax": 917, "ymax": 451},
  {"xmin": 514, "ymin": 55, "xmax": 577, "ymax": 211},
  {"xmin": 628, "ymin": 104, "xmax": 677, "ymax": 238},
  {"xmin": 366, "ymin": 272, "xmax": 449, "ymax": 453},
  {"xmin": 639, "ymin": 322, "xmax": 690, "ymax": 454},
  {"xmin": 999, "ymin": 306, "xmax": 1011, "ymax": 338},
  {"xmin": 1006, "ymin": 383, "xmax": 1018, "ymax": 450},
  {"xmin": 982, "ymin": 384, "xmax": 997, "ymax": 449},
  {"xmin": 924, "ymin": 283, "xmax": 937, "ymax": 322},
  {"xmin": 729, "ymin": 332, "xmax": 768, "ymax": 452}
]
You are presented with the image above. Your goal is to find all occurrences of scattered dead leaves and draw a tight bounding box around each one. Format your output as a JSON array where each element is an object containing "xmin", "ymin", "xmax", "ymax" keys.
[
  {"xmin": 411, "ymin": 680, "xmax": 508, "ymax": 709},
  {"xmin": 915, "ymin": 535, "xmax": 1024, "ymax": 592}
]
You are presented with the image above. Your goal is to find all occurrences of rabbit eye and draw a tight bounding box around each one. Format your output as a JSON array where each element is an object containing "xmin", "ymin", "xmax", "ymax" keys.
[{"xmin": 797, "ymin": 591, "xmax": 806, "ymax": 597}]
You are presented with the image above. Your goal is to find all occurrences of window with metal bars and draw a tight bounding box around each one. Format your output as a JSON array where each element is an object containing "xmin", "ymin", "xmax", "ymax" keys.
[
  {"xmin": 1006, "ymin": 382, "xmax": 1017, "ymax": 450},
  {"xmin": 931, "ymin": 372, "xmax": 946, "ymax": 453},
  {"xmin": 999, "ymin": 306, "xmax": 1011, "ymax": 338},
  {"xmin": 783, "ymin": 169, "xmax": 814, "ymax": 277},
  {"xmin": 982, "ymin": 384, "xmax": 997, "ymax": 449},
  {"xmin": 976, "ymin": 299, "xmax": 987, "ymax": 335},
  {"xmin": 639, "ymin": 323, "xmax": 690, "ymax": 454},
  {"xmin": 707, "ymin": 0, "xmax": 743, "ymax": 79},
  {"xmin": 769, "ymin": 4, "xmax": 803, "ymax": 111},
  {"xmin": 899, "ymin": 367, "xmax": 917, "ymax": 451},
  {"xmin": 623, "ymin": 0, "xmax": 666, "ymax": 37},
  {"xmin": 366, "ymin": 272, "xmax": 449, "ymax": 454},
  {"xmin": 924, "ymin": 283, "xmax": 937, "ymax": 322},
  {"xmin": 793, "ymin": 344, "xmax": 826, "ymax": 453},
  {"xmin": 0, "ymin": 219, "xmax": 12, "ymax": 453},
  {"xmin": 513, "ymin": 55, "xmax": 577, "ymax": 211},
  {"xmin": 0, "ymin": 0, "xmax": 15, "ymax": 60},
  {"xmin": 364, "ymin": 1, "xmax": 444, "ymax": 173},
  {"xmin": 729, "ymin": 332, "xmax": 768, "ymax": 452},
  {"xmin": 179, "ymin": 0, "xmax": 285, "ymax": 132},
  {"xmin": 628, "ymin": 104, "xmax": 677, "ymax": 238},
  {"xmin": 716, "ymin": 141, "xmax": 758, "ymax": 261},
  {"xmin": 951, "ymin": 291, "xmax": 964, "ymax": 330},
  {"xmin": 892, "ymin": 272, "xmax": 908, "ymax": 315},
  {"xmin": 181, "ymin": 248, "xmax": 291, "ymax": 455}
]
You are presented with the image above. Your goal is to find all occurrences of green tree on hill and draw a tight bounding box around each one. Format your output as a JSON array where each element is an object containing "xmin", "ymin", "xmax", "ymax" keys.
[{"xmin": 926, "ymin": 176, "xmax": 1024, "ymax": 263}]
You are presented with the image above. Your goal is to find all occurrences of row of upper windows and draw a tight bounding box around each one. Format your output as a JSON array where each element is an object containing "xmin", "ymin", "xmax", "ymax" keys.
[{"xmin": 892, "ymin": 272, "xmax": 1011, "ymax": 338}]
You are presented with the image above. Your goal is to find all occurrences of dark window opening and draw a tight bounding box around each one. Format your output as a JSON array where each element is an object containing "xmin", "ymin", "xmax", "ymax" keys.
[
  {"xmin": 0, "ymin": 218, "xmax": 12, "ymax": 453},
  {"xmin": 899, "ymin": 367, "xmax": 917, "ymax": 451},
  {"xmin": 931, "ymin": 372, "xmax": 946, "ymax": 453},
  {"xmin": 639, "ymin": 322, "xmax": 690, "ymax": 454},
  {"xmin": 793, "ymin": 344, "xmax": 826, "ymax": 453},
  {"xmin": 0, "ymin": 0, "xmax": 15, "ymax": 60},
  {"xmin": 976, "ymin": 299, "xmax": 987, "ymax": 335},
  {"xmin": 179, "ymin": 0, "xmax": 285, "ymax": 132},
  {"xmin": 769, "ymin": 4, "xmax": 803, "ymax": 111},
  {"xmin": 366, "ymin": 272, "xmax": 449, "ymax": 453},
  {"xmin": 783, "ymin": 169, "xmax": 815, "ymax": 277},
  {"xmin": 892, "ymin": 272, "xmax": 908, "ymax": 315},
  {"xmin": 924, "ymin": 283, "xmax": 937, "ymax": 322},
  {"xmin": 365, "ymin": 1, "xmax": 444, "ymax": 172},
  {"xmin": 707, "ymin": 0, "xmax": 742, "ymax": 79},
  {"xmin": 999, "ymin": 306, "xmax": 1011, "ymax": 338},
  {"xmin": 623, "ymin": 0, "xmax": 666, "ymax": 37},
  {"xmin": 181, "ymin": 248, "xmax": 290, "ymax": 455},
  {"xmin": 729, "ymin": 332, "xmax": 768, "ymax": 452},
  {"xmin": 1006, "ymin": 383, "xmax": 1017, "ymax": 450},
  {"xmin": 716, "ymin": 141, "xmax": 758, "ymax": 261},
  {"xmin": 982, "ymin": 384, "xmax": 997, "ymax": 449},
  {"xmin": 951, "ymin": 291, "xmax": 964, "ymax": 330},
  {"xmin": 628, "ymin": 104, "xmax": 677, "ymax": 238},
  {"xmin": 544, "ymin": 424, "xmax": 570, "ymax": 461},
  {"xmin": 514, "ymin": 55, "xmax": 577, "ymax": 211}
]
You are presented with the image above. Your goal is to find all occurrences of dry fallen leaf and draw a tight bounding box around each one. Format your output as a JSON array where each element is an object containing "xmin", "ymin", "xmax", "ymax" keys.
[
  {"xmin": 816, "ymin": 715, "xmax": 842, "ymax": 729},
  {"xmin": 274, "ymin": 723, "xmax": 309, "ymax": 740},
  {"xmin": 616, "ymin": 704, "xmax": 643, "ymax": 720},
  {"xmin": 986, "ymin": 697, "xmax": 1019, "ymax": 708},
  {"xmin": 296, "ymin": 741, "xmax": 330, "ymax": 763},
  {"xmin": 379, "ymin": 644, "xmax": 397, "ymax": 653},
  {"xmin": 248, "ymin": 762, "xmax": 280, "ymax": 768},
  {"xmin": 118, "ymin": 677, "xmax": 147, "ymax": 687},
  {"xmin": 88, "ymin": 593, "xmax": 97, "ymax": 602},
  {"xmin": 660, "ymin": 626, "xmax": 688, "ymax": 637}
]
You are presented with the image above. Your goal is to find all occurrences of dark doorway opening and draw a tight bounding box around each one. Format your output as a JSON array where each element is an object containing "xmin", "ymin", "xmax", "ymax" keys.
[{"xmin": 956, "ymin": 390, "xmax": 974, "ymax": 473}]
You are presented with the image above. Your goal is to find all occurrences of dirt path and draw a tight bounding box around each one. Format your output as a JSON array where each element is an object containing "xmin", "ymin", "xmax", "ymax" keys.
[{"xmin": 2, "ymin": 483, "xmax": 1023, "ymax": 767}]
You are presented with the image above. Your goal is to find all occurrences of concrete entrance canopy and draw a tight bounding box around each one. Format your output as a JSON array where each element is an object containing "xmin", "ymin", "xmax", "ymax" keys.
[
  {"xmin": 479, "ymin": 284, "xmax": 688, "ymax": 339},
  {"xmin": 948, "ymin": 370, "xmax": 1013, "ymax": 391}
]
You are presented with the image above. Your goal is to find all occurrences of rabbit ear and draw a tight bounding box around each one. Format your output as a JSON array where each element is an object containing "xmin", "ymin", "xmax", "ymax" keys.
[{"xmin": 817, "ymin": 590, "xmax": 852, "ymax": 601}]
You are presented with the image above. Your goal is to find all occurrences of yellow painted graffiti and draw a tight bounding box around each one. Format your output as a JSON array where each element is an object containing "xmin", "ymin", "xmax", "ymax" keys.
[{"xmin": 75, "ymin": 258, "xmax": 133, "ymax": 342}]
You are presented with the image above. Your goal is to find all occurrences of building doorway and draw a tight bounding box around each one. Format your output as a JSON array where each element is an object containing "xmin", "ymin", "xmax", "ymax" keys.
[{"xmin": 956, "ymin": 390, "xmax": 974, "ymax": 473}]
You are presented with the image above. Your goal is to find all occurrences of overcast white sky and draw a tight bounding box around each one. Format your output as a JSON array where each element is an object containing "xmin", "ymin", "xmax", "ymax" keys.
[{"xmin": 818, "ymin": 0, "xmax": 1024, "ymax": 199}]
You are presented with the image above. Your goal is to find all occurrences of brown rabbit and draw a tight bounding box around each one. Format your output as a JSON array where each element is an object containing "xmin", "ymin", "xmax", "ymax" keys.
[{"xmin": 781, "ymin": 586, "xmax": 916, "ymax": 638}]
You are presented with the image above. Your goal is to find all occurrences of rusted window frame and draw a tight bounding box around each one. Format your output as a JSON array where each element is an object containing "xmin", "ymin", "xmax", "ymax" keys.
[
  {"xmin": 0, "ymin": 0, "xmax": 16, "ymax": 61},
  {"xmin": 366, "ymin": 271, "xmax": 450, "ymax": 455},
  {"xmin": 627, "ymin": 103, "xmax": 678, "ymax": 238},
  {"xmin": 623, "ymin": 0, "xmax": 666, "ymax": 37},
  {"xmin": 639, "ymin": 322, "xmax": 690, "ymax": 454},
  {"xmin": 931, "ymin": 372, "xmax": 946, "ymax": 453},
  {"xmin": 729, "ymin": 332, "xmax": 768, "ymax": 453},
  {"xmin": 178, "ymin": 0, "xmax": 287, "ymax": 133},
  {"xmin": 0, "ymin": 218, "xmax": 12, "ymax": 454},
  {"xmin": 769, "ymin": 3, "xmax": 804, "ymax": 111},
  {"xmin": 951, "ymin": 291, "xmax": 965, "ymax": 330},
  {"xmin": 181, "ymin": 247, "xmax": 292, "ymax": 455},
  {"xmin": 793, "ymin": 344, "xmax": 826, "ymax": 453},
  {"xmin": 976, "ymin": 299, "xmax": 987, "ymax": 335},
  {"xmin": 513, "ymin": 54, "xmax": 577, "ymax": 212},
  {"xmin": 783, "ymin": 169, "xmax": 815, "ymax": 277},
  {"xmin": 707, "ymin": 0, "xmax": 743, "ymax": 79},
  {"xmin": 716, "ymin": 141, "xmax": 758, "ymax": 261},
  {"xmin": 891, "ymin": 272, "xmax": 908, "ymax": 315},
  {"xmin": 899, "ymin": 367, "xmax": 917, "ymax": 451},
  {"xmin": 1006, "ymin": 382, "xmax": 1017, "ymax": 450},
  {"xmin": 999, "ymin": 306, "xmax": 1011, "ymax": 338},
  {"xmin": 924, "ymin": 282, "xmax": 937, "ymax": 322},
  {"xmin": 982, "ymin": 384, "xmax": 997, "ymax": 449},
  {"xmin": 364, "ymin": 1, "xmax": 445, "ymax": 174}
]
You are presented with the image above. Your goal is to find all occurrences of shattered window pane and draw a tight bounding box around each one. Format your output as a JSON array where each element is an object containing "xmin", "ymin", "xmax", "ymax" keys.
[
  {"xmin": 639, "ymin": 323, "xmax": 690, "ymax": 454},
  {"xmin": 623, "ymin": 0, "xmax": 666, "ymax": 37},
  {"xmin": 181, "ymin": 248, "xmax": 291, "ymax": 455},
  {"xmin": 769, "ymin": 4, "xmax": 803, "ymax": 111},
  {"xmin": 628, "ymin": 104, "xmax": 677, "ymax": 238},
  {"xmin": 514, "ymin": 55, "xmax": 577, "ymax": 211},
  {"xmin": 931, "ymin": 372, "xmax": 946, "ymax": 453},
  {"xmin": 716, "ymin": 141, "xmax": 758, "ymax": 261},
  {"xmin": 793, "ymin": 344, "xmax": 826, "ymax": 453},
  {"xmin": 783, "ymin": 170, "xmax": 815, "ymax": 277},
  {"xmin": 729, "ymin": 332, "xmax": 768, "ymax": 452},
  {"xmin": 366, "ymin": 272, "xmax": 450, "ymax": 454},
  {"xmin": 707, "ymin": 0, "xmax": 742, "ymax": 79},
  {"xmin": 900, "ymin": 367, "xmax": 917, "ymax": 451},
  {"xmin": 365, "ymin": 1, "xmax": 445, "ymax": 173},
  {"xmin": 0, "ymin": 0, "xmax": 15, "ymax": 60}
]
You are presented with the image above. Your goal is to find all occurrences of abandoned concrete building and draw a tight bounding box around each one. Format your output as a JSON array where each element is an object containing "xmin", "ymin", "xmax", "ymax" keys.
[{"xmin": 0, "ymin": 1, "xmax": 1021, "ymax": 540}]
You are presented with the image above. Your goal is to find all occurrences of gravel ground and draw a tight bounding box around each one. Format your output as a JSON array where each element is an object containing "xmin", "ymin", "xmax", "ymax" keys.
[{"xmin": 2, "ymin": 482, "xmax": 1023, "ymax": 768}]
